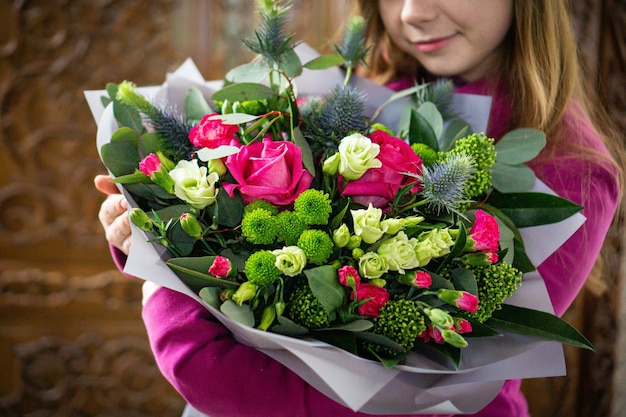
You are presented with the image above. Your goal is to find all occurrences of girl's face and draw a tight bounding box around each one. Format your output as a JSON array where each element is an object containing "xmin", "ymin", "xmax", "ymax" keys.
[{"xmin": 378, "ymin": 0, "xmax": 514, "ymax": 82}]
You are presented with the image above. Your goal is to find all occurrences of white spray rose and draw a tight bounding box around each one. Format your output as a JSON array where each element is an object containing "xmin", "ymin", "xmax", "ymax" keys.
[
  {"xmin": 271, "ymin": 246, "xmax": 307, "ymax": 277},
  {"xmin": 351, "ymin": 204, "xmax": 385, "ymax": 244},
  {"xmin": 337, "ymin": 133, "xmax": 381, "ymax": 180},
  {"xmin": 169, "ymin": 159, "xmax": 219, "ymax": 209},
  {"xmin": 377, "ymin": 231, "xmax": 420, "ymax": 273}
]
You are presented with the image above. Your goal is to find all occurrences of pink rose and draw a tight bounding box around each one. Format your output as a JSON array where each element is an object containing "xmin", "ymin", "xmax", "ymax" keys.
[
  {"xmin": 351, "ymin": 283, "xmax": 390, "ymax": 318},
  {"xmin": 469, "ymin": 210, "xmax": 500, "ymax": 253},
  {"xmin": 222, "ymin": 138, "xmax": 314, "ymax": 206},
  {"xmin": 341, "ymin": 130, "xmax": 423, "ymax": 208},
  {"xmin": 338, "ymin": 265, "xmax": 361, "ymax": 287},
  {"xmin": 189, "ymin": 113, "xmax": 240, "ymax": 149}
]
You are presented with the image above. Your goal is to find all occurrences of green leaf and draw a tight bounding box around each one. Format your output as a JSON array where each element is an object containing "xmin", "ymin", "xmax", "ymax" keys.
[
  {"xmin": 417, "ymin": 102, "xmax": 444, "ymax": 140},
  {"xmin": 353, "ymin": 332, "xmax": 406, "ymax": 354},
  {"xmin": 427, "ymin": 271, "xmax": 456, "ymax": 291},
  {"xmin": 109, "ymin": 172, "xmax": 151, "ymax": 185},
  {"xmin": 305, "ymin": 265, "xmax": 346, "ymax": 315},
  {"xmin": 225, "ymin": 61, "xmax": 271, "ymax": 84},
  {"xmin": 450, "ymin": 267, "xmax": 478, "ymax": 295},
  {"xmin": 491, "ymin": 162, "xmax": 537, "ymax": 192},
  {"xmin": 277, "ymin": 48, "xmax": 303, "ymax": 78},
  {"xmin": 316, "ymin": 319, "xmax": 373, "ymax": 332},
  {"xmin": 211, "ymin": 113, "xmax": 263, "ymax": 125},
  {"xmin": 166, "ymin": 256, "xmax": 239, "ymax": 292},
  {"xmin": 303, "ymin": 54, "xmax": 345, "ymax": 70},
  {"xmin": 440, "ymin": 120, "xmax": 471, "ymax": 152},
  {"xmin": 220, "ymin": 300, "xmax": 255, "ymax": 327},
  {"xmin": 406, "ymin": 108, "xmax": 439, "ymax": 150},
  {"xmin": 199, "ymin": 287, "xmax": 221, "ymax": 309},
  {"xmin": 462, "ymin": 318, "xmax": 502, "ymax": 338},
  {"xmin": 100, "ymin": 142, "xmax": 141, "ymax": 177},
  {"xmin": 312, "ymin": 330, "xmax": 358, "ymax": 354},
  {"xmin": 185, "ymin": 87, "xmax": 213, "ymax": 122},
  {"xmin": 271, "ymin": 315, "xmax": 310, "ymax": 336},
  {"xmin": 211, "ymin": 83, "xmax": 277, "ymax": 103},
  {"xmin": 113, "ymin": 96, "xmax": 144, "ymax": 133},
  {"xmin": 210, "ymin": 189, "xmax": 245, "ymax": 228},
  {"xmin": 487, "ymin": 304, "xmax": 594, "ymax": 350},
  {"xmin": 495, "ymin": 128, "xmax": 546, "ymax": 165},
  {"xmin": 137, "ymin": 132, "xmax": 164, "ymax": 158},
  {"xmin": 486, "ymin": 191, "xmax": 583, "ymax": 227},
  {"xmin": 292, "ymin": 126, "xmax": 315, "ymax": 176},
  {"xmin": 419, "ymin": 342, "xmax": 461, "ymax": 370}
]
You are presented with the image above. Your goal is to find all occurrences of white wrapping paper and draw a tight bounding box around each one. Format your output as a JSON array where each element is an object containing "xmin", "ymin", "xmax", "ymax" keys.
[{"xmin": 86, "ymin": 52, "xmax": 586, "ymax": 414}]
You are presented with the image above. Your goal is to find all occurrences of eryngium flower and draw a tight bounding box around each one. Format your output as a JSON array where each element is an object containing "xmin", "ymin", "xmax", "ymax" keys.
[
  {"xmin": 318, "ymin": 85, "xmax": 366, "ymax": 141},
  {"xmin": 335, "ymin": 15, "xmax": 370, "ymax": 68},
  {"xmin": 417, "ymin": 152, "xmax": 475, "ymax": 214},
  {"xmin": 243, "ymin": 0, "xmax": 294, "ymax": 65}
]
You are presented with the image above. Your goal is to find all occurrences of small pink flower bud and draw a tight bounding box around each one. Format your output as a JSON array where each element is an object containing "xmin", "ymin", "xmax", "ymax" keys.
[
  {"xmin": 338, "ymin": 265, "xmax": 360, "ymax": 287},
  {"xmin": 437, "ymin": 289, "xmax": 479, "ymax": 313},
  {"xmin": 209, "ymin": 255, "xmax": 234, "ymax": 278},
  {"xmin": 139, "ymin": 153, "xmax": 161, "ymax": 177}
]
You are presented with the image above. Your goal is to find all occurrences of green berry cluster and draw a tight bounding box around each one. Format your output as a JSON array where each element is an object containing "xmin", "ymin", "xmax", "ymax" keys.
[
  {"xmin": 466, "ymin": 262, "xmax": 523, "ymax": 322},
  {"xmin": 365, "ymin": 299, "xmax": 426, "ymax": 357},
  {"xmin": 447, "ymin": 133, "xmax": 496, "ymax": 199},
  {"xmin": 285, "ymin": 281, "xmax": 330, "ymax": 329}
]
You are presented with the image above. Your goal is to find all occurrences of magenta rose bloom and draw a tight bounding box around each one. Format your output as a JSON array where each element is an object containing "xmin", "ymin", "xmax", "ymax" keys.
[
  {"xmin": 222, "ymin": 138, "xmax": 314, "ymax": 206},
  {"xmin": 189, "ymin": 113, "xmax": 240, "ymax": 149},
  {"xmin": 340, "ymin": 130, "xmax": 423, "ymax": 209},
  {"xmin": 351, "ymin": 283, "xmax": 390, "ymax": 318}
]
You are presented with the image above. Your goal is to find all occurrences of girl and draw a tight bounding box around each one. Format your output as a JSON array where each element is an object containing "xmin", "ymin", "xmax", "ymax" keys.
[{"xmin": 95, "ymin": 1, "xmax": 623, "ymax": 416}]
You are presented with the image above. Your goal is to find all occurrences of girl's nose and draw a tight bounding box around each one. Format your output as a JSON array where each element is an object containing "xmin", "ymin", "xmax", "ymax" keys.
[{"xmin": 400, "ymin": 0, "xmax": 439, "ymax": 26}]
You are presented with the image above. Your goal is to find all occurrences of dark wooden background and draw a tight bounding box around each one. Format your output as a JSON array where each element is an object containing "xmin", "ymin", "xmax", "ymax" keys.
[{"xmin": 1, "ymin": 1, "xmax": 624, "ymax": 416}]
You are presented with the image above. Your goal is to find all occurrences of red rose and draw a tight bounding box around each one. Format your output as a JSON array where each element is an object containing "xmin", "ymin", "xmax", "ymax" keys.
[
  {"xmin": 341, "ymin": 130, "xmax": 422, "ymax": 208},
  {"xmin": 222, "ymin": 138, "xmax": 313, "ymax": 206},
  {"xmin": 351, "ymin": 283, "xmax": 390, "ymax": 318},
  {"xmin": 189, "ymin": 113, "xmax": 240, "ymax": 149}
]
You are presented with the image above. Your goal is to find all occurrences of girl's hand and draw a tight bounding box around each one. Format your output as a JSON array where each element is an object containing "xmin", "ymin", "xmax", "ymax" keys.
[{"xmin": 94, "ymin": 174, "xmax": 131, "ymax": 255}]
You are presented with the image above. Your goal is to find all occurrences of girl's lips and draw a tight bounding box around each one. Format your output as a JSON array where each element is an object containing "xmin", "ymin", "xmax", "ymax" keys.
[{"xmin": 414, "ymin": 35, "xmax": 455, "ymax": 52}]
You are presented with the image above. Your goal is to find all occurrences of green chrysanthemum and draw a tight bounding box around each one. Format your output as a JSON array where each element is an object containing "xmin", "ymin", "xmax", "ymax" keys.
[
  {"xmin": 241, "ymin": 208, "xmax": 278, "ymax": 245},
  {"xmin": 244, "ymin": 199, "xmax": 279, "ymax": 216},
  {"xmin": 411, "ymin": 143, "xmax": 439, "ymax": 166},
  {"xmin": 297, "ymin": 229, "xmax": 334, "ymax": 265},
  {"xmin": 365, "ymin": 299, "xmax": 426, "ymax": 357},
  {"xmin": 244, "ymin": 250, "xmax": 281, "ymax": 286},
  {"xmin": 285, "ymin": 280, "xmax": 330, "ymax": 329},
  {"xmin": 276, "ymin": 210, "xmax": 307, "ymax": 245},
  {"xmin": 294, "ymin": 189, "xmax": 332, "ymax": 225}
]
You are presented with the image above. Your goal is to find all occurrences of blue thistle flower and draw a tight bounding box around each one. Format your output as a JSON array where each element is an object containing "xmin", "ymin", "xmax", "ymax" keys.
[
  {"xmin": 318, "ymin": 85, "xmax": 366, "ymax": 141},
  {"xmin": 418, "ymin": 152, "xmax": 475, "ymax": 214},
  {"xmin": 243, "ymin": 0, "xmax": 294, "ymax": 66},
  {"xmin": 335, "ymin": 16, "xmax": 370, "ymax": 68}
]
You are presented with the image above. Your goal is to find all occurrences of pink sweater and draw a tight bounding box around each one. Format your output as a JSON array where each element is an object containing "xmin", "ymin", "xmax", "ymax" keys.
[{"xmin": 115, "ymin": 77, "xmax": 620, "ymax": 417}]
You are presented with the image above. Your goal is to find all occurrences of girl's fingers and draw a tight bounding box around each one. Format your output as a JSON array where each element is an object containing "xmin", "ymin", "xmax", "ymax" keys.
[{"xmin": 94, "ymin": 174, "xmax": 120, "ymax": 195}]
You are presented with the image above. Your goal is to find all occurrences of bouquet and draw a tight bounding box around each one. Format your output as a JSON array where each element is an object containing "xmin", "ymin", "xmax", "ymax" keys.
[{"xmin": 88, "ymin": 0, "xmax": 592, "ymax": 413}]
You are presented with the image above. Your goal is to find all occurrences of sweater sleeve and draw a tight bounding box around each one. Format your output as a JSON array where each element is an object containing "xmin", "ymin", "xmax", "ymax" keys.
[{"xmin": 143, "ymin": 287, "xmax": 453, "ymax": 417}]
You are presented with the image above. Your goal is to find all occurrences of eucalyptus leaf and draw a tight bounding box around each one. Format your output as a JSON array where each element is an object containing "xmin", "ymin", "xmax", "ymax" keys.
[
  {"xmin": 495, "ymin": 128, "xmax": 546, "ymax": 164},
  {"xmin": 440, "ymin": 120, "xmax": 471, "ymax": 152},
  {"xmin": 305, "ymin": 265, "xmax": 346, "ymax": 314},
  {"xmin": 199, "ymin": 287, "xmax": 221, "ymax": 309},
  {"xmin": 210, "ymin": 113, "xmax": 263, "ymax": 126},
  {"xmin": 450, "ymin": 267, "xmax": 478, "ymax": 295},
  {"xmin": 303, "ymin": 54, "xmax": 345, "ymax": 70},
  {"xmin": 197, "ymin": 145, "xmax": 241, "ymax": 162},
  {"xmin": 100, "ymin": 141, "xmax": 141, "ymax": 177},
  {"xmin": 312, "ymin": 330, "xmax": 358, "ymax": 354},
  {"xmin": 491, "ymin": 162, "xmax": 536, "ymax": 192},
  {"xmin": 225, "ymin": 61, "xmax": 271, "ymax": 84},
  {"xmin": 220, "ymin": 300, "xmax": 255, "ymax": 328},
  {"xmin": 211, "ymin": 83, "xmax": 277, "ymax": 103},
  {"xmin": 487, "ymin": 304, "xmax": 594, "ymax": 350},
  {"xmin": 277, "ymin": 48, "xmax": 303, "ymax": 78},
  {"xmin": 271, "ymin": 316, "xmax": 310, "ymax": 336},
  {"xmin": 137, "ymin": 132, "xmax": 164, "ymax": 158},
  {"xmin": 113, "ymin": 97, "xmax": 144, "ymax": 133},
  {"xmin": 185, "ymin": 87, "xmax": 213, "ymax": 122}
]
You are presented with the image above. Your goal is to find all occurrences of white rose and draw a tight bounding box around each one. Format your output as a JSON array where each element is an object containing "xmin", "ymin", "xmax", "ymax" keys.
[
  {"xmin": 337, "ymin": 133, "xmax": 381, "ymax": 180},
  {"xmin": 169, "ymin": 159, "xmax": 219, "ymax": 209}
]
